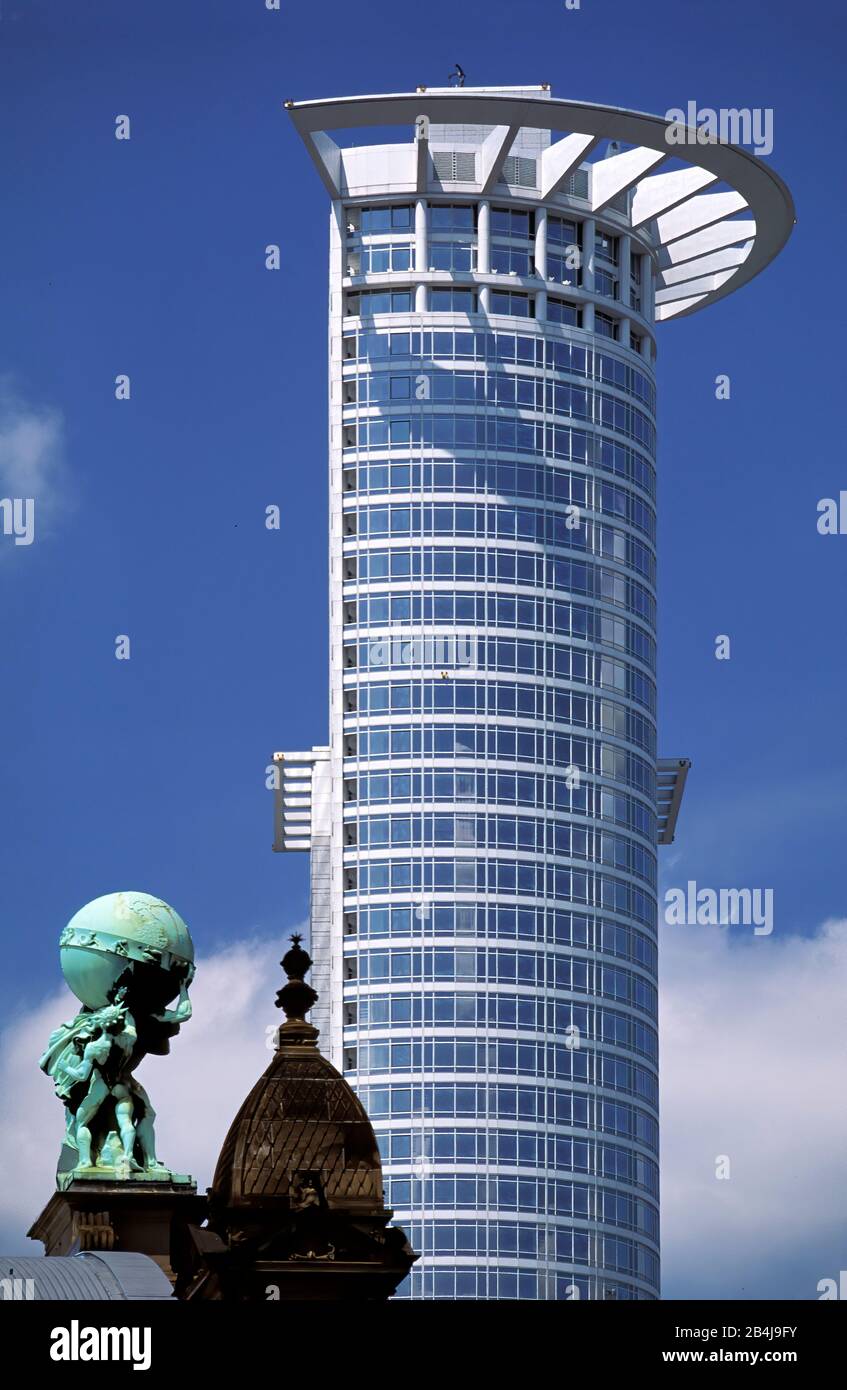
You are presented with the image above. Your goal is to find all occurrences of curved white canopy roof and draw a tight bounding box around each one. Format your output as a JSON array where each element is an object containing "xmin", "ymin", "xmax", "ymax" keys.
[{"xmin": 286, "ymin": 88, "xmax": 795, "ymax": 322}]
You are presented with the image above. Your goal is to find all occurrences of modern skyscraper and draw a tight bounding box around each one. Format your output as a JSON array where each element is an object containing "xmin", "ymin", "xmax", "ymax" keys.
[{"xmin": 274, "ymin": 86, "xmax": 793, "ymax": 1299}]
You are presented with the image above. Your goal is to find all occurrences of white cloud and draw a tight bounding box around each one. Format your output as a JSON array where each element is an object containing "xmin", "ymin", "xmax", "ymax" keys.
[
  {"xmin": 661, "ymin": 917, "xmax": 847, "ymax": 1298},
  {"xmin": 0, "ymin": 377, "xmax": 69, "ymax": 547},
  {"xmin": 2, "ymin": 920, "xmax": 845, "ymax": 1301}
]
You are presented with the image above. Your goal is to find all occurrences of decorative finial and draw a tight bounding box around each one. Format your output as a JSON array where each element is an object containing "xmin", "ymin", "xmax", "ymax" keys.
[{"xmin": 274, "ymin": 933, "xmax": 319, "ymax": 1047}]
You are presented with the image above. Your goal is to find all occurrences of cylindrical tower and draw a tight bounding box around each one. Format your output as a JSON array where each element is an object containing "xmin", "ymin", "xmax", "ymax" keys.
[{"xmin": 278, "ymin": 85, "xmax": 794, "ymax": 1300}]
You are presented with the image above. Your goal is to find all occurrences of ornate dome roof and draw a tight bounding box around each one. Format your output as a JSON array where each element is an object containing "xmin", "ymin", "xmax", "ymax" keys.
[
  {"xmin": 211, "ymin": 935, "xmax": 383, "ymax": 1212},
  {"xmin": 173, "ymin": 936, "xmax": 416, "ymax": 1300},
  {"xmin": 212, "ymin": 1047, "xmax": 383, "ymax": 1209}
]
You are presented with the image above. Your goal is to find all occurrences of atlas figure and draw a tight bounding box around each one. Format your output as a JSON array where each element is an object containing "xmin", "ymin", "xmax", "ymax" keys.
[{"xmin": 39, "ymin": 892, "xmax": 195, "ymax": 1186}]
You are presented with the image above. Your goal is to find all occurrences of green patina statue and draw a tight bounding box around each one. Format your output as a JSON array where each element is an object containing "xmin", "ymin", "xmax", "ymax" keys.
[{"xmin": 39, "ymin": 891, "xmax": 195, "ymax": 1189}]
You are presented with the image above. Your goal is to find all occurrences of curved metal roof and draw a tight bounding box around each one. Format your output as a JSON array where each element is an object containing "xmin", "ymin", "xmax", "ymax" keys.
[
  {"xmin": 0, "ymin": 1252, "xmax": 174, "ymax": 1300},
  {"xmin": 286, "ymin": 88, "xmax": 795, "ymax": 321}
]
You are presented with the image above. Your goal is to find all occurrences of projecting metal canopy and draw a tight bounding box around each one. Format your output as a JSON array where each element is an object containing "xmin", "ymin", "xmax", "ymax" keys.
[
  {"xmin": 285, "ymin": 88, "xmax": 794, "ymax": 322},
  {"xmin": 657, "ymin": 758, "xmax": 691, "ymax": 844}
]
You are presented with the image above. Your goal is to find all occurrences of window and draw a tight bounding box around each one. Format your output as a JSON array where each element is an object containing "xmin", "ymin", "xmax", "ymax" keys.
[
  {"xmin": 430, "ymin": 241, "xmax": 476, "ymax": 272},
  {"xmin": 491, "ymin": 245, "xmax": 533, "ymax": 276},
  {"xmin": 491, "ymin": 207, "xmax": 535, "ymax": 239},
  {"xmin": 430, "ymin": 287, "xmax": 478, "ymax": 313},
  {"xmin": 548, "ymin": 215, "xmax": 580, "ymax": 247},
  {"xmin": 548, "ymin": 251, "xmax": 579, "ymax": 285},
  {"xmin": 629, "ymin": 259, "xmax": 644, "ymax": 312},
  {"xmin": 595, "ymin": 311, "xmax": 618, "ymax": 340},
  {"xmin": 595, "ymin": 231, "xmax": 619, "ymax": 264},
  {"xmin": 359, "ymin": 243, "xmax": 413, "ymax": 273},
  {"xmin": 595, "ymin": 268, "xmax": 618, "ymax": 299},
  {"xmin": 490, "ymin": 290, "xmax": 534, "ymax": 318},
  {"xmin": 346, "ymin": 289, "xmax": 413, "ymax": 316},
  {"xmin": 430, "ymin": 204, "xmax": 475, "ymax": 231},
  {"xmin": 357, "ymin": 204, "xmax": 413, "ymax": 234},
  {"xmin": 547, "ymin": 299, "xmax": 581, "ymax": 326}
]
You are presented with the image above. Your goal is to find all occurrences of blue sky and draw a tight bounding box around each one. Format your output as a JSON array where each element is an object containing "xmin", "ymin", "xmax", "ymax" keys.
[{"xmin": 1, "ymin": 0, "xmax": 845, "ymax": 1295}]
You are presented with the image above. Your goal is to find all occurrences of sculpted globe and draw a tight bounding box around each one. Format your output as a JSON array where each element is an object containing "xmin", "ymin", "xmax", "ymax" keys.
[{"xmin": 39, "ymin": 891, "xmax": 195, "ymax": 1188}]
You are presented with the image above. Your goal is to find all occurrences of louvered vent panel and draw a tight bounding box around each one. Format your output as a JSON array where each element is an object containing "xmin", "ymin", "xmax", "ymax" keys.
[
  {"xmin": 563, "ymin": 168, "xmax": 590, "ymax": 199},
  {"xmin": 433, "ymin": 151, "xmax": 476, "ymax": 182},
  {"xmin": 503, "ymin": 155, "xmax": 537, "ymax": 188}
]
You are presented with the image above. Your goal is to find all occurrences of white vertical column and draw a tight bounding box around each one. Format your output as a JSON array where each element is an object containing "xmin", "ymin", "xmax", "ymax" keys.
[
  {"xmin": 582, "ymin": 217, "xmax": 596, "ymax": 333},
  {"xmin": 642, "ymin": 252, "xmax": 655, "ymax": 360},
  {"xmin": 535, "ymin": 205, "xmax": 548, "ymax": 321},
  {"xmin": 477, "ymin": 199, "xmax": 491, "ymax": 313},
  {"xmin": 326, "ymin": 201, "xmax": 346, "ymax": 1066},
  {"xmin": 618, "ymin": 232, "xmax": 631, "ymax": 348},
  {"xmin": 642, "ymin": 252, "xmax": 655, "ymax": 324},
  {"xmin": 308, "ymin": 753, "xmax": 333, "ymax": 1047},
  {"xmin": 415, "ymin": 198, "xmax": 428, "ymax": 312}
]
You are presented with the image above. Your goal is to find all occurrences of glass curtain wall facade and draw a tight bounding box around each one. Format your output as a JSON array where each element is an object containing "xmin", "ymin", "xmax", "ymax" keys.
[
  {"xmin": 280, "ymin": 84, "xmax": 793, "ymax": 1303},
  {"xmin": 335, "ymin": 165, "xmax": 660, "ymax": 1299}
]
